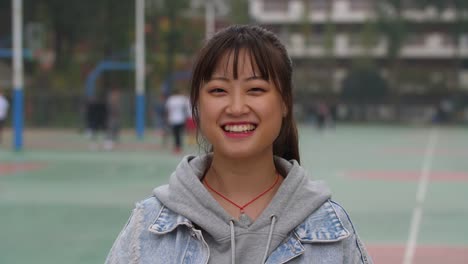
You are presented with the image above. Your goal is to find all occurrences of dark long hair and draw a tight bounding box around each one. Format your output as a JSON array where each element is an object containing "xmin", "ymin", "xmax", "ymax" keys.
[{"xmin": 190, "ymin": 25, "xmax": 300, "ymax": 164}]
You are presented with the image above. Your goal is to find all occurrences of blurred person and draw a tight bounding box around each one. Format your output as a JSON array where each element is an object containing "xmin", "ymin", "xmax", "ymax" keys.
[
  {"xmin": 165, "ymin": 88, "xmax": 190, "ymax": 154},
  {"xmin": 328, "ymin": 100, "xmax": 338, "ymax": 129},
  {"xmin": 105, "ymin": 25, "xmax": 372, "ymax": 264},
  {"xmin": 0, "ymin": 89, "xmax": 9, "ymax": 144},
  {"xmin": 85, "ymin": 95, "xmax": 108, "ymax": 150},
  {"xmin": 436, "ymin": 98, "xmax": 454, "ymax": 123},
  {"xmin": 80, "ymin": 96, "xmax": 92, "ymax": 136},
  {"xmin": 316, "ymin": 100, "xmax": 330, "ymax": 130},
  {"xmin": 104, "ymin": 88, "xmax": 122, "ymax": 150},
  {"xmin": 153, "ymin": 93, "xmax": 169, "ymax": 147}
]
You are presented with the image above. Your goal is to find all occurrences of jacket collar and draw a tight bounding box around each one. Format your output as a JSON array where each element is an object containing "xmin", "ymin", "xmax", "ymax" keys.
[
  {"xmin": 265, "ymin": 201, "xmax": 350, "ymax": 263},
  {"xmin": 148, "ymin": 205, "xmax": 193, "ymax": 234},
  {"xmin": 294, "ymin": 200, "xmax": 350, "ymax": 242},
  {"xmin": 149, "ymin": 200, "xmax": 350, "ymax": 243}
]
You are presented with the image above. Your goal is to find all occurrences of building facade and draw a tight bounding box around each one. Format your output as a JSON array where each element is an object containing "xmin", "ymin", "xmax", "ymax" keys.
[{"xmin": 249, "ymin": 0, "xmax": 468, "ymax": 121}]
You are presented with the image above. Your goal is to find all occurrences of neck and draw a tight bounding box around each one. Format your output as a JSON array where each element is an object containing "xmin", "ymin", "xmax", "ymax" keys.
[{"xmin": 205, "ymin": 153, "xmax": 278, "ymax": 198}]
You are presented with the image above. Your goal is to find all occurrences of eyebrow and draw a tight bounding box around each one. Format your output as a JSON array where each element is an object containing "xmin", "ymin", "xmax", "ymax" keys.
[{"xmin": 209, "ymin": 76, "xmax": 266, "ymax": 82}]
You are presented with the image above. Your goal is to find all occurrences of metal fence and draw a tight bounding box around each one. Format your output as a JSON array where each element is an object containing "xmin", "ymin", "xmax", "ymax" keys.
[{"xmin": 2, "ymin": 92, "xmax": 468, "ymax": 128}]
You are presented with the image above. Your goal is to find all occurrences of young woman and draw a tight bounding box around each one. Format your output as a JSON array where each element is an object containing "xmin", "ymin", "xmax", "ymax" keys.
[{"xmin": 106, "ymin": 25, "xmax": 372, "ymax": 264}]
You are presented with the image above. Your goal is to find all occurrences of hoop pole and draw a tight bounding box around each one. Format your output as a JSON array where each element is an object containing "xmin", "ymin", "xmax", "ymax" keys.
[
  {"xmin": 12, "ymin": 0, "xmax": 24, "ymax": 151},
  {"xmin": 135, "ymin": 0, "xmax": 145, "ymax": 139}
]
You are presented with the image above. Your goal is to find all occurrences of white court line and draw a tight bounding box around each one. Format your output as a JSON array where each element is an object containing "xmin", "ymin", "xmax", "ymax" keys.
[{"xmin": 403, "ymin": 128, "xmax": 439, "ymax": 264}]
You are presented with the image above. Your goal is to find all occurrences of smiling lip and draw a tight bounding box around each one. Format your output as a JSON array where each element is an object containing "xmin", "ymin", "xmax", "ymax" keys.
[{"xmin": 221, "ymin": 122, "xmax": 256, "ymax": 139}]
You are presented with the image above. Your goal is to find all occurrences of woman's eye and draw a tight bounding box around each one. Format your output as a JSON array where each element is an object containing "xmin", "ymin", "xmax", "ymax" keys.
[
  {"xmin": 249, "ymin": 87, "xmax": 266, "ymax": 93},
  {"xmin": 209, "ymin": 88, "xmax": 226, "ymax": 94}
]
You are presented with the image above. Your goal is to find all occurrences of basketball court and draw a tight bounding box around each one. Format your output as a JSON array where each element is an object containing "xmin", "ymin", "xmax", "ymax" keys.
[{"xmin": 0, "ymin": 124, "xmax": 467, "ymax": 263}]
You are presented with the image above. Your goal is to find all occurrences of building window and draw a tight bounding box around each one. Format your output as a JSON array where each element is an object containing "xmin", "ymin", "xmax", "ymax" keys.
[
  {"xmin": 307, "ymin": 33, "xmax": 326, "ymax": 46},
  {"xmin": 348, "ymin": 34, "xmax": 362, "ymax": 47},
  {"xmin": 263, "ymin": 0, "xmax": 289, "ymax": 12},
  {"xmin": 308, "ymin": 0, "xmax": 331, "ymax": 11},
  {"xmin": 406, "ymin": 34, "xmax": 425, "ymax": 46},
  {"xmin": 349, "ymin": 0, "xmax": 374, "ymax": 11},
  {"xmin": 402, "ymin": 0, "xmax": 419, "ymax": 9},
  {"xmin": 441, "ymin": 34, "xmax": 455, "ymax": 46}
]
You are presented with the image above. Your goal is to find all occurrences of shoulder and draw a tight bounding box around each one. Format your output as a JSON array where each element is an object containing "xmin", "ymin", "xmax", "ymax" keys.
[
  {"xmin": 329, "ymin": 200, "xmax": 355, "ymax": 232},
  {"xmin": 131, "ymin": 196, "xmax": 165, "ymax": 224},
  {"xmin": 113, "ymin": 194, "xmax": 193, "ymax": 243},
  {"xmin": 294, "ymin": 200, "xmax": 351, "ymax": 242},
  {"xmin": 329, "ymin": 201, "xmax": 373, "ymax": 263},
  {"xmin": 127, "ymin": 194, "xmax": 192, "ymax": 233},
  {"xmin": 137, "ymin": 195, "xmax": 164, "ymax": 209},
  {"xmin": 110, "ymin": 196, "xmax": 165, "ymax": 238},
  {"xmin": 295, "ymin": 200, "xmax": 373, "ymax": 263}
]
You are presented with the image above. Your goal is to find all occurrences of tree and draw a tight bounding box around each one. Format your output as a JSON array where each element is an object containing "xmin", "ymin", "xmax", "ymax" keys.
[
  {"xmin": 341, "ymin": 67, "xmax": 388, "ymax": 103},
  {"xmin": 355, "ymin": 19, "xmax": 379, "ymax": 68},
  {"xmin": 146, "ymin": 0, "xmax": 203, "ymax": 94},
  {"xmin": 25, "ymin": 0, "xmax": 133, "ymax": 67},
  {"xmin": 229, "ymin": 0, "xmax": 249, "ymax": 24},
  {"xmin": 22, "ymin": 0, "xmax": 135, "ymax": 94},
  {"xmin": 376, "ymin": 0, "xmax": 408, "ymax": 94}
]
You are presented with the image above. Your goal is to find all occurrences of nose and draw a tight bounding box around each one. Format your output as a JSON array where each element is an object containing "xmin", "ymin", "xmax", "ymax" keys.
[{"xmin": 226, "ymin": 93, "xmax": 249, "ymax": 116}]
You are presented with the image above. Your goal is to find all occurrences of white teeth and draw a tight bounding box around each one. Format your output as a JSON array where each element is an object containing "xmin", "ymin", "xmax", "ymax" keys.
[{"xmin": 224, "ymin": 124, "xmax": 256, "ymax": 133}]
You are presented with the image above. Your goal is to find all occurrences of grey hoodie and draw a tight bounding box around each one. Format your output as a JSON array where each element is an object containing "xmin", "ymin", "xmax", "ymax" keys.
[{"xmin": 153, "ymin": 155, "xmax": 331, "ymax": 264}]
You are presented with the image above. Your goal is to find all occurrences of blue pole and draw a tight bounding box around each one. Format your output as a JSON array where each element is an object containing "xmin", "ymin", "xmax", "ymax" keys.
[
  {"xmin": 135, "ymin": 94, "xmax": 145, "ymax": 139},
  {"xmin": 13, "ymin": 89, "xmax": 23, "ymax": 149},
  {"xmin": 0, "ymin": 48, "xmax": 32, "ymax": 59}
]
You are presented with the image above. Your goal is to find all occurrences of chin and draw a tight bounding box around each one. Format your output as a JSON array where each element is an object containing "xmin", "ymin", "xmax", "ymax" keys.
[{"xmin": 215, "ymin": 145, "xmax": 272, "ymax": 160}]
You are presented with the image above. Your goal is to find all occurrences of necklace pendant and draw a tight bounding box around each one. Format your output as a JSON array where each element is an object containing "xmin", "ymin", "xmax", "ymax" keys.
[{"xmin": 239, "ymin": 212, "xmax": 252, "ymax": 226}]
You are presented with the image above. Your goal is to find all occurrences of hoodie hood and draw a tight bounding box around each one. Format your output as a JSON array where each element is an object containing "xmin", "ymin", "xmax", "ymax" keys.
[{"xmin": 153, "ymin": 154, "xmax": 331, "ymax": 263}]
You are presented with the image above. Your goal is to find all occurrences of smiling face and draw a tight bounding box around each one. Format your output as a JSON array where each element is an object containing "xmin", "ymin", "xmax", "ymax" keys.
[
  {"xmin": 198, "ymin": 49, "xmax": 286, "ymax": 160},
  {"xmin": 190, "ymin": 25, "xmax": 300, "ymax": 163}
]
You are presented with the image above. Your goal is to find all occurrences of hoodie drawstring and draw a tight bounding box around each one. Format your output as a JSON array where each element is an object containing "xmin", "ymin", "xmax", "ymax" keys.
[
  {"xmin": 229, "ymin": 215, "xmax": 278, "ymax": 264},
  {"xmin": 229, "ymin": 220, "xmax": 236, "ymax": 264},
  {"xmin": 261, "ymin": 215, "xmax": 277, "ymax": 263}
]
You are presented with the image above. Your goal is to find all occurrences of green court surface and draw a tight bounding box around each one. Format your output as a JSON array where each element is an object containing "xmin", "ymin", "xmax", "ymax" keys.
[{"xmin": 1, "ymin": 125, "xmax": 467, "ymax": 264}]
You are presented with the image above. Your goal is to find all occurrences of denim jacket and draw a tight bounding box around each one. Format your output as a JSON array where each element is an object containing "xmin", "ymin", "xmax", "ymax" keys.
[{"xmin": 105, "ymin": 196, "xmax": 372, "ymax": 264}]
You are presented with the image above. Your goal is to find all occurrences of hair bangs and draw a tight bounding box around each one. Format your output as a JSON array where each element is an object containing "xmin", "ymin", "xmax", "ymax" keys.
[{"xmin": 199, "ymin": 32, "xmax": 279, "ymax": 83}]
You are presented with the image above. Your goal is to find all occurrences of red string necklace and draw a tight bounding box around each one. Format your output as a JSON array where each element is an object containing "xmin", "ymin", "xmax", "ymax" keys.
[{"xmin": 204, "ymin": 172, "xmax": 280, "ymax": 214}]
